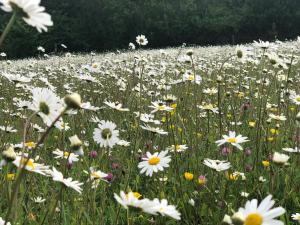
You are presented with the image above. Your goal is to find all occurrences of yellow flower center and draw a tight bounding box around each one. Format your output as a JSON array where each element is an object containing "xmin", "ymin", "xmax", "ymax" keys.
[
  {"xmin": 91, "ymin": 172, "xmax": 101, "ymax": 179},
  {"xmin": 158, "ymin": 105, "xmax": 165, "ymax": 110},
  {"xmin": 148, "ymin": 156, "xmax": 160, "ymax": 165},
  {"xmin": 175, "ymin": 145, "xmax": 181, "ymax": 150},
  {"xmin": 133, "ymin": 192, "xmax": 141, "ymax": 199},
  {"xmin": 188, "ymin": 75, "xmax": 195, "ymax": 81},
  {"xmin": 25, "ymin": 142, "xmax": 36, "ymax": 148},
  {"xmin": 244, "ymin": 213, "xmax": 263, "ymax": 225},
  {"xmin": 262, "ymin": 160, "xmax": 270, "ymax": 167},
  {"xmin": 296, "ymin": 97, "xmax": 300, "ymax": 102},
  {"xmin": 125, "ymin": 192, "xmax": 141, "ymax": 199},
  {"xmin": 20, "ymin": 158, "xmax": 35, "ymax": 169},
  {"xmin": 64, "ymin": 152, "xmax": 70, "ymax": 157},
  {"xmin": 227, "ymin": 137, "xmax": 237, "ymax": 143}
]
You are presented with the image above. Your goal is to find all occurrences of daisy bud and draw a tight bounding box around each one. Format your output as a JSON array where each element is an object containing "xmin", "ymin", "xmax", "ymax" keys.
[
  {"xmin": 186, "ymin": 49, "xmax": 194, "ymax": 56},
  {"xmin": 217, "ymin": 76, "xmax": 222, "ymax": 83},
  {"xmin": 231, "ymin": 212, "xmax": 244, "ymax": 225},
  {"xmin": 222, "ymin": 214, "xmax": 232, "ymax": 224},
  {"xmin": 64, "ymin": 93, "xmax": 82, "ymax": 109},
  {"xmin": 273, "ymin": 152, "xmax": 289, "ymax": 165},
  {"xmin": 69, "ymin": 135, "xmax": 82, "ymax": 151},
  {"xmin": 296, "ymin": 111, "xmax": 300, "ymax": 122},
  {"xmin": 2, "ymin": 146, "xmax": 16, "ymax": 161},
  {"xmin": 188, "ymin": 198, "xmax": 195, "ymax": 206}
]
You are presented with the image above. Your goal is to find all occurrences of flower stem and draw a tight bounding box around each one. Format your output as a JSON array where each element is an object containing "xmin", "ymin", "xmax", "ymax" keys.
[{"xmin": 0, "ymin": 12, "xmax": 17, "ymax": 49}]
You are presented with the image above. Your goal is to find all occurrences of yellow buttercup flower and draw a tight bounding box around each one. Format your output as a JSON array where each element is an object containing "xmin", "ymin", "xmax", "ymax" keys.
[
  {"xmin": 184, "ymin": 172, "xmax": 194, "ymax": 181},
  {"xmin": 6, "ymin": 173, "xmax": 15, "ymax": 181},
  {"xmin": 248, "ymin": 121, "xmax": 256, "ymax": 128},
  {"xmin": 262, "ymin": 160, "xmax": 270, "ymax": 167},
  {"xmin": 25, "ymin": 142, "xmax": 36, "ymax": 148}
]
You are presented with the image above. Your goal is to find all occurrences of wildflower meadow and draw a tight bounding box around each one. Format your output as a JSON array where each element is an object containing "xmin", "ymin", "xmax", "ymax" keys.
[{"xmin": 0, "ymin": 1, "xmax": 300, "ymax": 225}]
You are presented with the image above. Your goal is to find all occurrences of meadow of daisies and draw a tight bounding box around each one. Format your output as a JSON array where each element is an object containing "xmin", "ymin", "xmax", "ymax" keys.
[{"xmin": 1, "ymin": 1, "xmax": 300, "ymax": 225}]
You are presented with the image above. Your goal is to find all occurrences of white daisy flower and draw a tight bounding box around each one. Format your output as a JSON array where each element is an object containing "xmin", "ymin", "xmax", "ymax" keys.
[
  {"xmin": 149, "ymin": 101, "xmax": 173, "ymax": 114},
  {"xmin": 203, "ymin": 159, "xmax": 231, "ymax": 172},
  {"xmin": 0, "ymin": 125, "xmax": 17, "ymax": 133},
  {"xmin": 289, "ymin": 93, "xmax": 300, "ymax": 105},
  {"xmin": 237, "ymin": 195, "xmax": 285, "ymax": 225},
  {"xmin": 13, "ymin": 156, "xmax": 50, "ymax": 176},
  {"xmin": 138, "ymin": 150, "xmax": 171, "ymax": 177},
  {"xmin": 29, "ymin": 87, "xmax": 63, "ymax": 126},
  {"xmin": 183, "ymin": 71, "xmax": 202, "ymax": 84},
  {"xmin": 52, "ymin": 149, "xmax": 79, "ymax": 163},
  {"xmin": 291, "ymin": 213, "xmax": 300, "ymax": 221},
  {"xmin": 0, "ymin": 0, "xmax": 53, "ymax": 32},
  {"xmin": 269, "ymin": 114, "xmax": 286, "ymax": 121},
  {"xmin": 282, "ymin": 147, "xmax": 300, "ymax": 153},
  {"xmin": 136, "ymin": 35, "xmax": 148, "ymax": 46},
  {"xmin": 140, "ymin": 124, "xmax": 168, "ymax": 135},
  {"xmin": 272, "ymin": 152, "xmax": 289, "ymax": 165},
  {"xmin": 104, "ymin": 101, "xmax": 129, "ymax": 111},
  {"xmin": 114, "ymin": 191, "xmax": 142, "ymax": 209},
  {"xmin": 93, "ymin": 120, "xmax": 120, "ymax": 148},
  {"xmin": 146, "ymin": 199, "xmax": 181, "ymax": 220},
  {"xmin": 33, "ymin": 196, "xmax": 46, "ymax": 203},
  {"xmin": 0, "ymin": 217, "xmax": 11, "ymax": 225},
  {"xmin": 166, "ymin": 144, "xmax": 188, "ymax": 153},
  {"xmin": 49, "ymin": 167, "xmax": 83, "ymax": 194},
  {"xmin": 216, "ymin": 131, "xmax": 249, "ymax": 150}
]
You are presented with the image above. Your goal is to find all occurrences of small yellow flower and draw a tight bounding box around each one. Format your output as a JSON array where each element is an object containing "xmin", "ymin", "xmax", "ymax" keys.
[
  {"xmin": 184, "ymin": 172, "xmax": 194, "ymax": 181},
  {"xmin": 226, "ymin": 172, "xmax": 239, "ymax": 181},
  {"xmin": 270, "ymin": 129, "xmax": 278, "ymax": 135},
  {"xmin": 169, "ymin": 125, "xmax": 175, "ymax": 129},
  {"xmin": 248, "ymin": 121, "xmax": 256, "ymax": 128},
  {"xmin": 227, "ymin": 113, "xmax": 232, "ymax": 119},
  {"xmin": 290, "ymin": 107, "xmax": 295, "ymax": 112},
  {"xmin": 237, "ymin": 92, "xmax": 245, "ymax": 98},
  {"xmin": 25, "ymin": 142, "xmax": 36, "ymax": 148},
  {"xmin": 6, "ymin": 173, "xmax": 15, "ymax": 181},
  {"xmin": 171, "ymin": 103, "xmax": 177, "ymax": 109},
  {"xmin": 262, "ymin": 160, "xmax": 270, "ymax": 167},
  {"xmin": 161, "ymin": 117, "xmax": 166, "ymax": 123},
  {"xmin": 198, "ymin": 176, "xmax": 207, "ymax": 185},
  {"xmin": 178, "ymin": 128, "xmax": 183, "ymax": 133},
  {"xmin": 267, "ymin": 137, "xmax": 274, "ymax": 142}
]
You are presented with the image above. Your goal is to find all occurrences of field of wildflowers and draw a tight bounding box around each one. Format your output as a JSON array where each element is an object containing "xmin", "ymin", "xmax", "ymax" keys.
[{"xmin": 0, "ymin": 1, "xmax": 300, "ymax": 225}]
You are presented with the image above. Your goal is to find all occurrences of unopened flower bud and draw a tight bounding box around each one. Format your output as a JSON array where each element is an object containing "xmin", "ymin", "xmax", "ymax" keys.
[
  {"xmin": 186, "ymin": 49, "xmax": 194, "ymax": 56},
  {"xmin": 231, "ymin": 212, "xmax": 244, "ymax": 225},
  {"xmin": 69, "ymin": 135, "xmax": 82, "ymax": 151},
  {"xmin": 64, "ymin": 93, "xmax": 82, "ymax": 109},
  {"xmin": 2, "ymin": 146, "xmax": 16, "ymax": 161},
  {"xmin": 222, "ymin": 214, "xmax": 232, "ymax": 224},
  {"xmin": 296, "ymin": 112, "xmax": 300, "ymax": 122}
]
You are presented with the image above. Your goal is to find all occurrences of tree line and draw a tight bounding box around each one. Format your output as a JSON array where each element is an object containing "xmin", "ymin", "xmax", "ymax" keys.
[{"xmin": 0, "ymin": 0, "xmax": 300, "ymax": 58}]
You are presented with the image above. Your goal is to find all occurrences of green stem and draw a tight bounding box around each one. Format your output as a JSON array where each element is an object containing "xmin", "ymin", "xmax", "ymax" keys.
[{"xmin": 0, "ymin": 12, "xmax": 17, "ymax": 49}]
